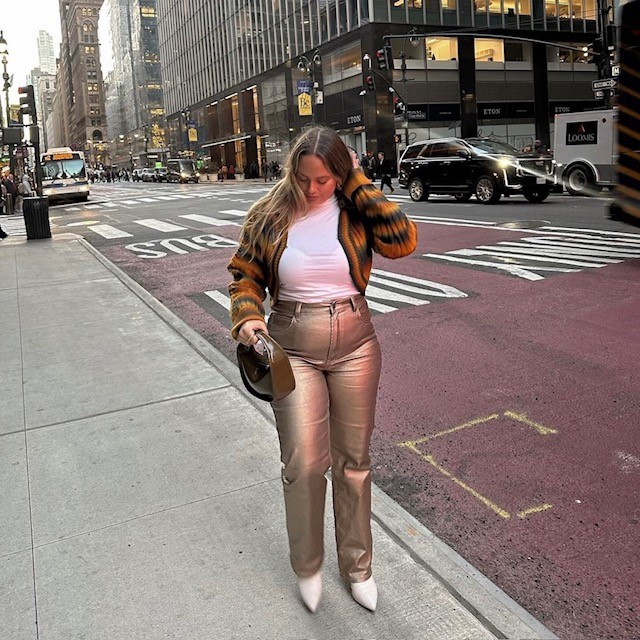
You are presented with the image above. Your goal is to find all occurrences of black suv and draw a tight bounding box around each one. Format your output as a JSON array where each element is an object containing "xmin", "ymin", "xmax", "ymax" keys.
[{"xmin": 398, "ymin": 137, "xmax": 555, "ymax": 204}]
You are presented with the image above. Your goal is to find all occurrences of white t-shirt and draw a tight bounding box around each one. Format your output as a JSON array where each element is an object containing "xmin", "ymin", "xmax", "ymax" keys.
[{"xmin": 278, "ymin": 195, "xmax": 360, "ymax": 302}]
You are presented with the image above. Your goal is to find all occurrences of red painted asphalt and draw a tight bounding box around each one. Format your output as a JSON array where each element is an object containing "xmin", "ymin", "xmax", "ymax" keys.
[{"xmin": 102, "ymin": 223, "xmax": 640, "ymax": 640}]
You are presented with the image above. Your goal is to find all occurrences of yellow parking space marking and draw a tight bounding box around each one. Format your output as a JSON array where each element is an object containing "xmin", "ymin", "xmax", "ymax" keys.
[
  {"xmin": 399, "ymin": 410, "xmax": 558, "ymax": 520},
  {"xmin": 503, "ymin": 410, "xmax": 558, "ymax": 435},
  {"xmin": 517, "ymin": 504, "xmax": 553, "ymax": 519},
  {"xmin": 402, "ymin": 444, "xmax": 511, "ymax": 519}
]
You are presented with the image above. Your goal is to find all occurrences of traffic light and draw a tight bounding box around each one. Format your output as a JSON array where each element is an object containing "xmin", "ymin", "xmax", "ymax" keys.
[
  {"xmin": 376, "ymin": 45, "xmax": 394, "ymax": 71},
  {"xmin": 365, "ymin": 75, "xmax": 375, "ymax": 92},
  {"xmin": 18, "ymin": 85, "xmax": 37, "ymax": 125},
  {"xmin": 582, "ymin": 37, "xmax": 603, "ymax": 64}
]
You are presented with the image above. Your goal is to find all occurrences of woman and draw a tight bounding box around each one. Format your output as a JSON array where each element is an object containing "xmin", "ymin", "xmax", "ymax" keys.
[{"xmin": 227, "ymin": 127, "xmax": 417, "ymax": 613}]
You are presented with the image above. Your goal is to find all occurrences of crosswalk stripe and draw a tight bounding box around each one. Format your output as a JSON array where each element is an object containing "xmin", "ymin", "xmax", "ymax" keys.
[
  {"xmin": 88, "ymin": 224, "xmax": 133, "ymax": 239},
  {"xmin": 137, "ymin": 198, "xmax": 159, "ymax": 203},
  {"xmin": 63, "ymin": 206, "xmax": 81, "ymax": 211},
  {"xmin": 204, "ymin": 290, "xmax": 230, "ymax": 309},
  {"xmin": 154, "ymin": 196, "xmax": 178, "ymax": 201},
  {"xmin": 219, "ymin": 209, "xmax": 246, "ymax": 216},
  {"xmin": 520, "ymin": 238, "xmax": 640, "ymax": 255},
  {"xmin": 543, "ymin": 226, "xmax": 640, "ymax": 239},
  {"xmin": 180, "ymin": 214, "xmax": 241, "ymax": 227},
  {"xmin": 121, "ymin": 200, "xmax": 141, "ymax": 205},
  {"xmin": 171, "ymin": 194, "xmax": 195, "ymax": 199},
  {"xmin": 476, "ymin": 248, "xmax": 609, "ymax": 268},
  {"xmin": 101, "ymin": 202, "xmax": 121, "ymax": 207},
  {"xmin": 133, "ymin": 219, "xmax": 186, "ymax": 232},
  {"xmin": 493, "ymin": 242, "xmax": 635, "ymax": 260}
]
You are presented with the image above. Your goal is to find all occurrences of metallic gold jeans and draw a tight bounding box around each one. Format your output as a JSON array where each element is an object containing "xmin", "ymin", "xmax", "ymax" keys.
[{"xmin": 268, "ymin": 295, "xmax": 382, "ymax": 584}]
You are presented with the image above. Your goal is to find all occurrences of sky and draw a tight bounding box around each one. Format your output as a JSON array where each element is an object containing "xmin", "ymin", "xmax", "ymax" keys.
[{"xmin": 4, "ymin": 2, "xmax": 63, "ymax": 104}]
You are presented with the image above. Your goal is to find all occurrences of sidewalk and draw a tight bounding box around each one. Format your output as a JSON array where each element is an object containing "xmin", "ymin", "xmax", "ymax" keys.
[{"xmin": 1, "ymin": 234, "xmax": 558, "ymax": 640}]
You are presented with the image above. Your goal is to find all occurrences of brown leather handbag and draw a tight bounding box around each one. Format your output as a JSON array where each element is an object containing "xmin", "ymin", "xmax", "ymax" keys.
[{"xmin": 236, "ymin": 331, "xmax": 295, "ymax": 402}]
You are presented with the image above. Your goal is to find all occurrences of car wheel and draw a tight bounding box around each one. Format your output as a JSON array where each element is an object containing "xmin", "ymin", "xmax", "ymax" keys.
[
  {"xmin": 523, "ymin": 187, "xmax": 550, "ymax": 203},
  {"xmin": 409, "ymin": 178, "xmax": 428, "ymax": 202},
  {"xmin": 565, "ymin": 165, "xmax": 603, "ymax": 196},
  {"xmin": 474, "ymin": 176, "xmax": 501, "ymax": 204},
  {"xmin": 454, "ymin": 193, "xmax": 472, "ymax": 202}
]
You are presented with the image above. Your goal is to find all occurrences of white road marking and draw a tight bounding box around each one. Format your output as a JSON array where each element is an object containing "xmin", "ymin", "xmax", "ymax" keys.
[
  {"xmin": 180, "ymin": 214, "xmax": 241, "ymax": 227},
  {"xmin": 63, "ymin": 206, "xmax": 81, "ymax": 212},
  {"xmin": 137, "ymin": 198, "xmax": 159, "ymax": 203},
  {"xmin": 219, "ymin": 209, "xmax": 246, "ymax": 216},
  {"xmin": 204, "ymin": 290, "xmax": 230, "ymax": 309},
  {"xmin": 67, "ymin": 221, "xmax": 101, "ymax": 226},
  {"xmin": 88, "ymin": 224, "xmax": 133, "ymax": 239},
  {"xmin": 134, "ymin": 219, "xmax": 186, "ymax": 232},
  {"xmin": 154, "ymin": 196, "xmax": 179, "ymax": 201},
  {"xmin": 121, "ymin": 200, "xmax": 141, "ymax": 205}
]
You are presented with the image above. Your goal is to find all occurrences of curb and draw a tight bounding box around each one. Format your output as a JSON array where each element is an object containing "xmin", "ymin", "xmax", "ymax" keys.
[{"xmin": 78, "ymin": 235, "xmax": 558, "ymax": 640}]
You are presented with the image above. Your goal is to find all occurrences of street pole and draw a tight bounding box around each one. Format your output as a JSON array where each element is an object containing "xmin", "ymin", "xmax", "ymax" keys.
[{"xmin": 2, "ymin": 54, "xmax": 10, "ymax": 127}]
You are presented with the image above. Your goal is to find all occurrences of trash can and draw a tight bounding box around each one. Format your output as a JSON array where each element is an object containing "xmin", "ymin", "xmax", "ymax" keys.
[{"xmin": 23, "ymin": 196, "xmax": 52, "ymax": 240}]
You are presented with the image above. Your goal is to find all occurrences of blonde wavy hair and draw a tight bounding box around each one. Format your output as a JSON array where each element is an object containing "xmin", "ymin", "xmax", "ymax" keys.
[{"xmin": 241, "ymin": 126, "xmax": 354, "ymax": 255}]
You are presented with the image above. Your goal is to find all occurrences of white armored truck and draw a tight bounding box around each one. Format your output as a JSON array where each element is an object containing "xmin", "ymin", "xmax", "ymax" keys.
[{"xmin": 553, "ymin": 108, "xmax": 617, "ymax": 196}]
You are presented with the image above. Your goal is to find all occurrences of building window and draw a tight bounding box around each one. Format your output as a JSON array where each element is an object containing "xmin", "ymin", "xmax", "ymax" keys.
[
  {"xmin": 475, "ymin": 38, "xmax": 504, "ymax": 62},
  {"xmin": 426, "ymin": 37, "xmax": 459, "ymax": 61},
  {"xmin": 85, "ymin": 46, "xmax": 95, "ymax": 54},
  {"xmin": 141, "ymin": 6, "xmax": 156, "ymax": 17}
]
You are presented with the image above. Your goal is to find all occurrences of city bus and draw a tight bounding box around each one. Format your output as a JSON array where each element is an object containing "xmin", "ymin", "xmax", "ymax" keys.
[
  {"xmin": 41, "ymin": 147, "xmax": 90, "ymax": 202},
  {"xmin": 609, "ymin": 0, "xmax": 640, "ymax": 227}
]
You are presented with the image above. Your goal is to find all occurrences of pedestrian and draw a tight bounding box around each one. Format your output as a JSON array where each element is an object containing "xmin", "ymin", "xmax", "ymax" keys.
[
  {"xmin": 15, "ymin": 174, "xmax": 33, "ymax": 213},
  {"xmin": 2, "ymin": 173, "xmax": 17, "ymax": 214},
  {"xmin": 261, "ymin": 158, "xmax": 268, "ymax": 182},
  {"xmin": 228, "ymin": 164, "xmax": 236, "ymax": 180},
  {"xmin": 0, "ymin": 221, "xmax": 7, "ymax": 239},
  {"xmin": 227, "ymin": 126, "xmax": 417, "ymax": 613},
  {"xmin": 220, "ymin": 164, "xmax": 228, "ymax": 181},
  {"xmin": 377, "ymin": 152, "xmax": 394, "ymax": 192}
]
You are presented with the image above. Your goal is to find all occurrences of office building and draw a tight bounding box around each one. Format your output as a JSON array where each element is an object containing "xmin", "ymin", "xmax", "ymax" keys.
[
  {"xmin": 56, "ymin": 0, "xmax": 108, "ymax": 166},
  {"xmin": 104, "ymin": 0, "xmax": 166, "ymax": 168},
  {"xmin": 38, "ymin": 30, "xmax": 56, "ymax": 76},
  {"xmin": 157, "ymin": 0, "xmax": 605, "ymax": 170}
]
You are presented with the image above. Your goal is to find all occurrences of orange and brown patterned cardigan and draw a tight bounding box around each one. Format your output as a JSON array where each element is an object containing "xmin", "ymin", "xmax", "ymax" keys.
[{"xmin": 227, "ymin": 168, "xmax": 418, "ymax": 338}]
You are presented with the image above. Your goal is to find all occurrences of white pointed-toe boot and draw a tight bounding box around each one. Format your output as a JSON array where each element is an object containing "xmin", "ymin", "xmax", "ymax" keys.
[
  {"xmin": 351, "ymin": 575, "xmax": 378, "ymax": 611},
  {"xmin": 298, "ymin": 572, "xmax": 322, "ymax": 613}
]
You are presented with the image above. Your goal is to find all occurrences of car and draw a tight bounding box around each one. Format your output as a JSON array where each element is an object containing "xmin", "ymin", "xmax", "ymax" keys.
[
  {"xmin": 131, "ymin": 168, "xmax": 144, "ymax": 182},
  {"xmin": 153, "ymin": 167, "xmax": 169, "ymax": 182},
  {"xmin": 141, "ymin": 168, "xmax": 156, "ymax": 182},
  {"xmin": 398, "ymin": 137, "xmax": 556, "ymax": 204},
  {"xmin": 166, "ymin": 159, "xmax": 200, "ymax": 183}
]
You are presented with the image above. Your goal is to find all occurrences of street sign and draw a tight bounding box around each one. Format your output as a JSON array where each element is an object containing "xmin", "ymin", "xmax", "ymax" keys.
[
  {"xmin": 592, "ymin": 78, "xmax": 617, "ymax": 90},
  {"xmin": 594, "ymin": 89, "xmax": 604, "ymax": 99},
  {"xmin": 611, "ymin": 65, "xmax": 620, "ymax": 77}
]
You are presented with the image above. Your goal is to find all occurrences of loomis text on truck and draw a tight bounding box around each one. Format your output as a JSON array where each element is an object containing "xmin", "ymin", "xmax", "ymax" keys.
[{"xmin": 41, "ymin": 148, "xmax": 90, "ymax": 203}]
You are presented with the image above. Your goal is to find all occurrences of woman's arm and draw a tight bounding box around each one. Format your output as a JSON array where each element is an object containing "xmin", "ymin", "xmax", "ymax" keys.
[
  {"xmin": 227, "ymin": 230, "xmax": 269, "ymax": 339},
  {"xmin": 341, "ymin": 169, "xmax": 418, "ymax": 258}
]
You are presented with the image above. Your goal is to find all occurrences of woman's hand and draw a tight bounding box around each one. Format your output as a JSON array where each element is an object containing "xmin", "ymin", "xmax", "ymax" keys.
[{"xmin": 237, "ymin": 319, "xmax": 268, "ymax": 347}]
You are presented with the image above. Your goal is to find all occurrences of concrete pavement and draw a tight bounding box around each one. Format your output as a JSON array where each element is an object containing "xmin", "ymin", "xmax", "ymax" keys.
[{"xmin": 1, "ymin": 232, "xmax": 558, "ymax": 639}]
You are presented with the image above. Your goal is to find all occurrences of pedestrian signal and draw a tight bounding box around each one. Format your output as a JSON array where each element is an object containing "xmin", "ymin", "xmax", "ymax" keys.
[{"xmin": 365, "ymin": 75, "xmax": 375, "ymax": 92}]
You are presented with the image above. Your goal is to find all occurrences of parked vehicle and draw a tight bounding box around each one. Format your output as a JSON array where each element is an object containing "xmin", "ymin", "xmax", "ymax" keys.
[
  {"xmin": 141, "ymin": 168, "xmax": 156, "ymax": 182},
  {"xmin": 553, "ymin": 109, "xmax": 617, "ymax": 196},
  {"xmin": 166, "ymin": 159, "xmax": 200, "ymax": 183},
  {"xmin": 398, "ymin": 137, "xmax": 555, "ymax": 204},
  {"xmin": 131, "ymin": 168, "xmax": 144, "ymax": 182},
  {"xmin": 153, "ymin": 167, "xmax": 169, "ymax": 182}
]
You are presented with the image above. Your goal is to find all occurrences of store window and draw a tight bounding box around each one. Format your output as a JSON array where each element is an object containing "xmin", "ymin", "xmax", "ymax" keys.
[
  {"xmin": 475, "ymin": 38, "xmax": 504, "ymax": 62},
  {"xmin": 426, "ymin": 37, "xmax": 458, "ymax": 61}
]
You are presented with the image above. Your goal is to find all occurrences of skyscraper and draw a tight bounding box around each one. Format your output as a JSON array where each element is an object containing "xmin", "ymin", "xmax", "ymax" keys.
[{"xmin": 37, "ymin": 31, "xmax": 56, "ymax": 75}]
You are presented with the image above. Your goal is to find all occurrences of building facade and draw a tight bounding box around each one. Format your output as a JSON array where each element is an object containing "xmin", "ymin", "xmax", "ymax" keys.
[
  {"xmin": 103, "ymin": 0, "xmax": 166, "ymax": 169},
  {"xmin": 37, "ymin": 30, "xmax": 57, "ymax": 76},
  {"xmin": 157, "ymin": 0, "xmax": 606, "ymax": 171},
  {"xmin": 56, "ymin": 0, "xmax": 108, "ymax": 166}
]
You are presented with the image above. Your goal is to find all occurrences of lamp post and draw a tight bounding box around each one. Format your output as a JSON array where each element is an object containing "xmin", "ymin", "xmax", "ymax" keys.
[
  {"xmin": 0, "ymin": 32, "xmax": 6, "ymax": 129},
  {"xmin": 0, "ymin": 32, "xmax": 10, "ymax": 128},
  {"xmin": 181, "ymin": 108, "xmax": 191, "ymax": 156},
  {"xmin": 297, "ymin": 50, "xmax": 322, "ymax": 123}
]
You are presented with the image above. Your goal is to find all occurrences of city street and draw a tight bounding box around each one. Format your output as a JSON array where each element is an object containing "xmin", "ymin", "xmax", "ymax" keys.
[{"xmin": 49, "ymin": 179, "xmax": 639, "ymax": 640}]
